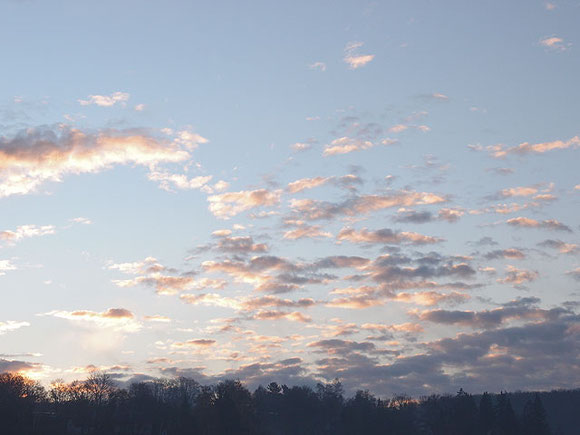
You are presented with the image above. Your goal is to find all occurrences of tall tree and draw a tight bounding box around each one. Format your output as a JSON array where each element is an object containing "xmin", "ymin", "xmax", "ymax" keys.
[{"xmin": 522, "ymin": 394, "xmax": 550, "ymax": 435}]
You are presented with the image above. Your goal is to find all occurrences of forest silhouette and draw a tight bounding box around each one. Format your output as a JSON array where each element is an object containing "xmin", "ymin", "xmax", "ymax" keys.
[{"xmin": 1, "ymin": 371, "xmax": 578, "ymax": 434}]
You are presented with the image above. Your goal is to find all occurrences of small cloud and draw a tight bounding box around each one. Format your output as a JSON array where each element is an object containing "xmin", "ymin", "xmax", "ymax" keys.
[
  {"xmin": 287, "ymin": 176, "xmax": 332, "ymax": 193},
  {"xmin": 309, "ymin": 62, "xmax": 326, "ymax": 72},
  {"xmin": 172, "ymin": 339, "xmax": 216, "ymax": 348},
  {"xmin": 148, "ymin": 171, "xmax": 213, "ymax": 192},
  {"xmin": 134, "ymin": 104, "xmax": 146, "ymax": 111},
  {"xmin": 0, "ymin": 224, "xmax": 55, "ymax": 245},
  {"xmin": 45, "ymin": 308, "xmax": 141, "ymax": 332},
  {"xmin": 545, "ymin": 2, "xmax": 556, "ymax": 11},
  {"xmin": 78, "ymin": 91, "xmax": 130, "ymax": 107},
  {"xmin": 70, "ymin": 217, "xmax": 92, "ymax": 225},
  {"xmin": 291, "ymin": 142, "xmax": 312, "ymax": 152},
  {"xmin": 208, "ymin": 189, "xmax": 281, "ymax": 219},
  {"xmin": 0, "ymin": 260, "xmax": 17, "ymax": 276},
  {"xmin": 507, "ymin": 217, "xmax": 572, "ymax": 232},
  {"xmin": 0, "ymin": 321, "xmax": 30, "ymax": 335},
  {"xmin": 343, "ymin": 41, "xmax": 375, "ymax": 69},
  {"xmin": 497, "ymin": 265, "xmax": 539, "ymax": 286},
  {"xmin": 431, "ymin": 92, "xmax": 449, "ymax": 100},
  {"xmin": 539, "ymin": 36, "xmax": 571, "ymax": 52},
  {"xmin": 567, "ymin": 267, "xmax": 580, "ymax": 281},
  {"xmin": 144, "ymin": 315, "xmax": 171, "ymax": 323}
]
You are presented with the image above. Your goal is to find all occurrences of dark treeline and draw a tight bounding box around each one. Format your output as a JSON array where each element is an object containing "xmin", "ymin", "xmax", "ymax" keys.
[{"xmin": 0, "ymin": 372, "xmax": 578, "ymax": 435}]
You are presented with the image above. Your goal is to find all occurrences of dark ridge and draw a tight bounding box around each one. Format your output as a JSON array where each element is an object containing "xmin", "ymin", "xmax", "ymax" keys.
[{"xmin": 1, "ymin": 372, "xmax": 577, "ymax": 434}]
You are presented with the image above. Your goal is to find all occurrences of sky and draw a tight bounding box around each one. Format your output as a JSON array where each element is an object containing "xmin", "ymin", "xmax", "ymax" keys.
[{"xmin": 0, "ymin": 0, "xmax": 579, "ymax": 397}]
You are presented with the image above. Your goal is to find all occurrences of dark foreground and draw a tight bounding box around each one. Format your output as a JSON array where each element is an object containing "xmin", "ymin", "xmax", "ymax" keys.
[{"xmin": 1, "ymin": 372, "xmax": 578, "ymax": 434}]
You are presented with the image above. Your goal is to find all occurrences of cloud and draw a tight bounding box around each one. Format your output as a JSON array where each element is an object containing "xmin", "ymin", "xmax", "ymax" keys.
[
  {"xmin": 308, "ymin": 338, "xmax": 376, "ymax": 354},
  {"xmin": 566, "ymin": 268, "xmax": 580, "ymax": 281},
  {"xmin": 361, "ymin": 322, "xmax": 424, "ymax": 334},
  {"xmin": 418, "ymin": 301, "xmax": 567, "ymax": 329},
  {"xmin": 0, "ymin": 260, "xmax": 17, "ymax": 276},
  {"xmin": 475, "ymin": 135, "xmax": 580, "ymax": 158},
  {"xmin": 0, "ymin": 224, "xmax": 55, "ymax": 244},
  {"xmin": 499, "ymin": 186, "xmax": 538, "ymax": 197},
  {"xmin": 289, "ymin": 190, "xmax": 446, "ymax": 221},
  {"xmin": 78, "ymin": 91, "xmax": 130, "ymax": 107},
  {"xmin": 327, "ymin": 283, "xmax": 470, "ymax": 310},
  {"xmin": 431, "ymin": 93, "xmax": 449, "ymax": 100},
  {"xmin": 323, "ymin": 137, "xmax": 379, "ymax": 156},
  {"xmin": 172, "ymin": 339, "xmax": 217, "ymax": 348},
  {"xmin": 506, "ymin": 217, "xmax": 572, "ymax": 232},
  {"xmin": 287, "ymin": 176, "xmax": 332, "ymax": 193},
  {"xmin": 309, "ymin": 62, "xmax": 326, "ymax": 71},
  {"xmin": 315, "ymin": 312, "xmax": 579, "ymax": 396},
  {"xmin": 497, "ymin": 265, "xmax": 539, "ymax": 286},
  {"xmin": 483, "ymin": 249, "xmax": 526, "ymax": 260},
  {"xmin": 252, "ymin": 310, "xmax": 311, "ymax": 322},
  {"xmin": 0, "ymin": 358, "xmax": 41, "ymax": 374},
  {"xmin": 539, "ymin": 36, "xmax": 570, "ymax": 51},
  {"xmin": 208, "ymin": 189, "xmax": 281, "ymax": 218},
  {"xmin": 147, "ymin": 170, "xmax": 213, "ymax": 191},
  {"xmin": 538, "ymin": 239, "xmax": 578, "ymax": 254},
  {"xmin": 343, "ymin": 42, "xmax": 375, "ymax": 69},
  {"xmin": 337, "ymin": 227, "xmax": 442, "ymax": 245},
  {"xmin": 45, "ymin": 308, "xmax": 142, "ymax": 332},
  {"xmin": 214, "ymin": 235, "xmax": 269, "ymax": 254},
  {"xmin": 283, "ymin": 223, "xmax": 332, "ymax": 240},
  {"xmin": 143, "ymin": 315, "xmax": 171, "ymax": 323},
  {"xmin": 291, "ymin": 142, "xmax": 312, "ymax": 152},
  {"xmin": 0, "ymin": 320, "xmax": 30, "ymax": 335},
  {"xmin": 393, "ymin": 210, "xmax": 434, "ymax": 224},
  {"xmin": 70, "ymin": 217, "xmax": 92, "ymax": 225},
  {"xmin": 0, "ymin": 126, "xmax": 191, "ymax": 198},
  {"xmin": 180, "ymin": 293, "xmax": 240, "ymax": 309},
  {"xmin": 369, "ymin": 253, "xmax": 477, "ymax": 285},
  {"xmin": 240, "ymin": 296, "xmax": 317, "ymax": 311},
  {"xmin": 391, "ymin": 291, "xmax": 470, "ymax": 306},
  {"xmin": 326, "ymin": 293, "xmax": 384, "ymax": 309}
]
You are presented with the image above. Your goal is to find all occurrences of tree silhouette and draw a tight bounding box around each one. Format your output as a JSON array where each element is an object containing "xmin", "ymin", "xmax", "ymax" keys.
[
  {"xmin": 496, "ymin": 391, "xmax": 519, "ymax": 435},
  {"xmin": 522, "ymin": 394, "xmax": 550, "ymax": 435},
  {"xmin": 479, "ymin": 391, "xmax": 495, "ymax": 435},
  {"xmin": 0, "ymin": 372, "xmax": 577, "ymax": 434}
]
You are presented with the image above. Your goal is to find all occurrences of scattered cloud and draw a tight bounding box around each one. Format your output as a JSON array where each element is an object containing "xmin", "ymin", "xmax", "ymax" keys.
[
  {"xmin": 309, "ymin": 62, "xmax": 326, "ymax": 71},
  {"xmin": 0, "ymin": 320, "xmax": 30, "ymax": 335},
  {"xmin": 0, "ymin": 126, "xmax": 191, "ymax": 198},
  {"xmin": 45, "ymin": 308, "xmax": 142, "ymax": 332},
  {"xmin": 0, "ymin": 224, "xmax": 55, "ymax": 244},
  {"xmin": 0, "ymin": 260, "xmax": 17, "ymax": 276},
  {"xmin": 473, "ymin": 136, "xmax": 580, "ymax": 158},
  {"xmin": 78, "ymin": 92, "xmax": 130, "ymax": 107},
  {"xmin": 539, "ymin": 36, "xmax": 570, "ymax": 52},
  {"xmin": 343, "ymin": 42, "xmax": 375, "ymax": 69},
  {"xmin": 337, "ymin": 227, "xmax": 442, "ymax": 245},
  {"xmin": 208, "ymin": 189, "xmax": 281, "ymax": 218},
  {"xmin": 506, "ymin": 217, "xmax": 572, "ymax": 232}
]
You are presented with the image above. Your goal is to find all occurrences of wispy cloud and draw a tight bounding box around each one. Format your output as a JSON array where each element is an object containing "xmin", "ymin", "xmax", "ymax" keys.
[
  {"xmin": 78, "ymin": 91, "xmax": 130, "ymax": 107},
  {"xmin": 208, "ymin": 189, "xmax": 281, "ymax": 218},
  {"xmin": 0, "ymin": 126, "xmax": 191, "ymax": 198},
  {"xmin": 45, "ymin": 308, "xmax": 142, "ymax": 332},
  {"xmin": 539, "ymin": 35, "xmax": 570, "ymax": 52},
  {"xmin": 343, "ymin": 42, "xmax": 375, "ymax": 69}
]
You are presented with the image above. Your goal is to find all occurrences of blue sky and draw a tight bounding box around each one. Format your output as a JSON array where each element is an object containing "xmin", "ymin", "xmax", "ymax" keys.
[{"xmin": 0, "ymin": 0, "xmax": 579, "ymax": 395}]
